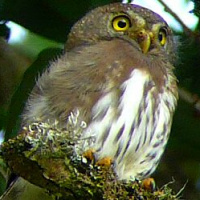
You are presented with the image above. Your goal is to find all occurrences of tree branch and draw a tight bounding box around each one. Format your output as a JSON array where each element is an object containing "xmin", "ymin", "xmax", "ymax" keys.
[
  {"xmin": 0, "ymin": 120, "xmax": 179, "ymax": 199},
  {"xmin": 157, "ymin": 0, "xmax": 200, "ymax": 41},
  {"xmin": 179, "ymin": 87, "xmax": 200, "ymax": 116}
]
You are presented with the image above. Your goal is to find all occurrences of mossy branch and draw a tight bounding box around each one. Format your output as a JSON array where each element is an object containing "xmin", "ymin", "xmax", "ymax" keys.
[{"xmin": 0, "ymin": 120, "xmax": 179, "ymax": 199}]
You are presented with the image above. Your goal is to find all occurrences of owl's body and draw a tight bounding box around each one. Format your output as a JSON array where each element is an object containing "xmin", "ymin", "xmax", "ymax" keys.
[{"xmin": 22, "ymin": 3, "xmax": 178, "ymax": 181}]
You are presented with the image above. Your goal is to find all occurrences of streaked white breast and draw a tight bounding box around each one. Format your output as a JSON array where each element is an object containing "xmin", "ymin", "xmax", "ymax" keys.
[{"xmin": 82, "ymin": 68, "xmax": 177, "ymax": 180}]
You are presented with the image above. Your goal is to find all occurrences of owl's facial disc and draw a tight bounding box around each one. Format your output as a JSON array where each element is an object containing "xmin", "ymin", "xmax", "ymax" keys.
[
  {"xmin": 136, "ymin": 26, "xmax": 168, "ymax": 53},
  {"xmin": 65, "ymin": 3, "xmax": 172, "ymax": 56},
  {"xmin": 111, "ymin": 14, "xmax": 151, "ymax": 53},
  {"xmin": 110, "ymin": 13, "xmax": 169, "ymax": 54}
]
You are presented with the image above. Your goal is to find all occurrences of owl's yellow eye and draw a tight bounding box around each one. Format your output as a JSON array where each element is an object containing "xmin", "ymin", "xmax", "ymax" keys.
[
  {"xmin": 158, "ymin": 27, "xmax": 167, "ymax": 46},
  {"xmin": 112, "ymin": 15, "xmax": 131, "ymax": 31}
]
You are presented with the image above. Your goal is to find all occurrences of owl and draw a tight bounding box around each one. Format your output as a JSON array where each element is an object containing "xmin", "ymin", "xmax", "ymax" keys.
[{"xmin": 22, "ymin": 2, "xmax": 178, "ymax": 181}]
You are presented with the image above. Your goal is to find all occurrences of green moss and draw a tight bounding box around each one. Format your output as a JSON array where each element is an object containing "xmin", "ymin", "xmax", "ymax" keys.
[{"xmin": 0, "ymin": 121, "xmax": 180, "ymax": 199}]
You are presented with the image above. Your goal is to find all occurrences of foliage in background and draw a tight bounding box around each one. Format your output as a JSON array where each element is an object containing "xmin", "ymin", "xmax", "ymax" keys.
[
  {"xmin": 1, "ymin": 0, "xmax": 121, "ymax": 43},
  {"xmin": 192, "ymin": 0, "xmax": 200, "ymax": 18}
]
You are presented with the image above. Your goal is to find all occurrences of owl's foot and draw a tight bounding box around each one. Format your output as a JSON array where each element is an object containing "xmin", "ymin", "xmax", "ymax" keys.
[
  {"xmin": 82, "ymin": 149, "xmax": 112, "ymax": 167},
  {"xmin": 141, "ymin": 177, "xmax": 156, "ymax": 191},
  {"xmin": 82, "ymin": 148, "xmax": 96, "ymax": 161},
  {"xmin": 96, "ymin": 157, "xmax": 112, "ymax": 167}
]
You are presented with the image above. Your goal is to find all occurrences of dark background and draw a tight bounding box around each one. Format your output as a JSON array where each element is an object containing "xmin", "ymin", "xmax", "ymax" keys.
[{"xmin": 0, "ymin": 0, "xmax": 200, "ymax": 199}]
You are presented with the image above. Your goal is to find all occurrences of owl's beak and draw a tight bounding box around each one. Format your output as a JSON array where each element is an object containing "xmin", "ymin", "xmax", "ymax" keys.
[{"xmin": 137, "ymin": 29, "xmax": 152, "ymax": 54}]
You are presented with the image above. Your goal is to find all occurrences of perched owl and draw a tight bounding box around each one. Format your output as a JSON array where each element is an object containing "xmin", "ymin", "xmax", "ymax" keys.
[
  {"xmin": 3, "ymin": 2, "xmax": 178, "ymax": 199},
  {"xmin": 22, "ymin": 3, "xmax": 178, "ymax": 180}
]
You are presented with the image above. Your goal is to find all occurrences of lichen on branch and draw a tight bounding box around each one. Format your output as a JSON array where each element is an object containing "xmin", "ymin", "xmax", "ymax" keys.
[{"xmin": 0, "ymin": 118, "xmax": 179, "ymax": 199}]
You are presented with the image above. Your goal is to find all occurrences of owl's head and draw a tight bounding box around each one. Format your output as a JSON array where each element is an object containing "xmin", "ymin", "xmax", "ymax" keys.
[{"xmin": 65, "ymin": 3, "xmax": 176, "ymax": 62}]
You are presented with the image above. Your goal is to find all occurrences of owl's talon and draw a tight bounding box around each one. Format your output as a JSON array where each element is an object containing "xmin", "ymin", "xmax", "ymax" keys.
[
  {"xmin": 83, "ymin": 149, "xmax": 112, "ymax": 167},
  {"xmin": 82, "ymin": 148, "xmax": 95, "ymax": 161},
  {"xmin": 96, "ymin": 157, "xmax": 112, "ymax": 167},
  {"xmin": 141, "ymin": 177, "xmax": 156, "ymax": 191}
]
